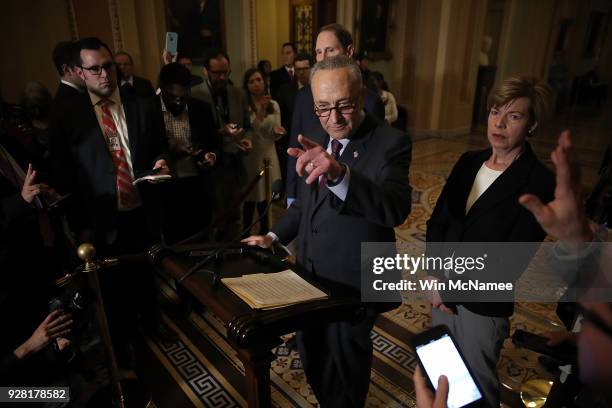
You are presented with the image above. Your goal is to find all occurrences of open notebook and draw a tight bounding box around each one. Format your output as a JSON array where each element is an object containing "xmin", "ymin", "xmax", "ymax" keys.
[
  {"xmin": 132, "ymin": 173, "xmax": 172, "ymax": 185},
  {"xmin": 222, "ymin": 270, "xmax": 328, "ymax": 310}
]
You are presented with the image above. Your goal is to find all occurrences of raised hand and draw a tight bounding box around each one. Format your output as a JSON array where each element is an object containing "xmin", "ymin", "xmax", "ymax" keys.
[
  {"xmin": 287, "ymin": 134, "xmax": 343, "ymax": 184},
  {"xmin": 21, "ymin": 164, "xmax": 49, "ymax": 204},
  {"xmin": 162, "ymin": 49, "xmax": 177, "ymax": 65},
  {"xmin": 519, "ymin": 130, "xmax": 593, "ymax": 246}
]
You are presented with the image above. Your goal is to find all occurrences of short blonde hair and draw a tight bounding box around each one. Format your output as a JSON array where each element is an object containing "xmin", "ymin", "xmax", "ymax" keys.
[{"xmin": 487, "ymin": 76, "xmax": 554, "ymax": 129}]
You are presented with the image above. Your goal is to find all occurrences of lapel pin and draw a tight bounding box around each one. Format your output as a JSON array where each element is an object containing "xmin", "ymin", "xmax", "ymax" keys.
[{"xmin": 353, "ymin": 151, "xmax": 359, "ymax": 158}]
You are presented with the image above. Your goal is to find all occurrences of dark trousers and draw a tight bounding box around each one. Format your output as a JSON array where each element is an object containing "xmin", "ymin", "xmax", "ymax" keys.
[
  {"xmin": 97, "ymin": 207, "xmax": 161, "ymax": 365},
  {"xmin": 296, "ymin": 308, "xmax": 378, "ymax": 408},
  {"xmin": 242, "ymin": 200, "xmax": 269, "ymax": 235},
  {"xmin": 160, "ymin": 176, "xmax": 213, "ymax": 245},
  {"xmin": 275, "ymin": 138, "xmax": 288, "ymax": 188},
  {"xmin": 212, "ymin": 153, "xmax": 245, "ymax": 241}
]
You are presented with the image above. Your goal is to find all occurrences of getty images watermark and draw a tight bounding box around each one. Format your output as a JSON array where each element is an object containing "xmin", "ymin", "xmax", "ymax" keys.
[{"xmin": 360, "ymin": 242, "xmax": 612, "ymax": 303}]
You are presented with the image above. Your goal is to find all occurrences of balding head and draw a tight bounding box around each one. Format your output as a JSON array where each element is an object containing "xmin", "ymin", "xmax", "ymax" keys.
[{"xmin": 311, "ymin": 56, "xmax": 364, "ymax": 140}]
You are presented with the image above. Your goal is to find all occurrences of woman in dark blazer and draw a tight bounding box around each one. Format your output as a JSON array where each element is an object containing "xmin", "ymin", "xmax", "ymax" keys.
[{"xmin": 425, "ymin": 76, "xmax": 555, "ymax": 407}]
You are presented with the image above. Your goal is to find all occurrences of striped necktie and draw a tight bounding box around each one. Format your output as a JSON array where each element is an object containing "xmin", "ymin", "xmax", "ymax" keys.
[
  {"xmin": 99, "ymin": 99, "xmax": 141, "ymax": 210},
  {"xmin": 319, "ymin": 139, "xmax": 343, "ymax": 191}
]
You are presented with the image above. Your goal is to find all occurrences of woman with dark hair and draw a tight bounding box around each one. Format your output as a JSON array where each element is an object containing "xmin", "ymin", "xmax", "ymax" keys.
[
  {"xmin": 242, "ymin": 68, "xmax": 284, "ymax": 234},
  {"xmin": 425, "ymin": 76, "xmax": 556, "ymax": 407},
  {"xmin": 367, "ymin": 71, "xmax": 397, "ymax": 125}
]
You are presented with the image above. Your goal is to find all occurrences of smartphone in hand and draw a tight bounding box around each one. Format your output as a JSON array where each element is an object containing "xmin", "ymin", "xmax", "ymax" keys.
[
  {"xmin": 166, "ymin": 32, "xmax": 178, "ymax": 55},
  {"xmin": 410, "ymin": 325, "xmax": 484, "ymax": 408}
]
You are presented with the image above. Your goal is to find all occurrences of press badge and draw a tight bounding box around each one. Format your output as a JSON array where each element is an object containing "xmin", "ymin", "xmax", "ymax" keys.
[{"xmin": 107, "ymin": 136, "xmax": 121, "ymax": 151}]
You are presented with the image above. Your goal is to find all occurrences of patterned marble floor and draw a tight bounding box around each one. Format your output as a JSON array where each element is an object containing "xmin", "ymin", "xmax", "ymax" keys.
[{"xmin": 140, "ymin": 103, "xmax": 611, "ymax": 407}]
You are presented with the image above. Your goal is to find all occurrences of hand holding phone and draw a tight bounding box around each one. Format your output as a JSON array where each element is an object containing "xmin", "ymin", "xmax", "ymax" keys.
[
  {"xmin": 512, "ymin": 329, "xmax": 577, "ymax": 363},
  {"xmin": 414, "ymin": 366, "xmax": 449, "ymax": 408},
  {"xmin": 411, "ymin": 325, "xmax": 483, "ymax": 408}
]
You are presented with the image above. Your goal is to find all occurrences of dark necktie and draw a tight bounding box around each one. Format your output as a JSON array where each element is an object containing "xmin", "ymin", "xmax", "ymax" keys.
[{"xmin": 319, "ymin": 139, "xmax": 343, "ymax": 190}]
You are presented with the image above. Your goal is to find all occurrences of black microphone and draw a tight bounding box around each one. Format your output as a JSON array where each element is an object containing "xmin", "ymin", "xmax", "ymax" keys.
[{"xmin": 179, "ymin": 179, "xmax": 283, "ymax": 284}]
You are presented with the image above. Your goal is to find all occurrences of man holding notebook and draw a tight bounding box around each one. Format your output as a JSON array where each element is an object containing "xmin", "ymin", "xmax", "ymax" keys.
[{"xmin": 243, "ymin": 55, "xmax": 412, "ymax": 408}]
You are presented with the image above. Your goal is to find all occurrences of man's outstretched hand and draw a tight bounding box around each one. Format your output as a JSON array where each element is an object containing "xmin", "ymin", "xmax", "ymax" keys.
[
  {"xmin": 241, "ymin": 234, "xmax": 274, "ymax": 248},
  {"xmin": 287, "ymin": 134, "xmax": 343, "ymax": 184}
]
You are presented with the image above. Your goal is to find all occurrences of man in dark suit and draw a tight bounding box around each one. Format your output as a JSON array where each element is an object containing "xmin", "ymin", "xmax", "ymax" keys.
[
  {"xmin": 154, "ymin": 62, "xmax": 219, "ymax": 243},
  {"xmin": 286, "ymin": 24, "xmax": 385, "ymax": 207},
  {"xmin": 191, "ymin": 49, "xmax": 252, "ymax": 241},
  {"xmin": 51, "ymin": 41, "xmax": 84, "ymax": 102},
  {"xmin": 275, "ymin": 53, "xmax": 313, "ymax": 187},
  {"xmin": 243, "ymin": 56, "xmax": 412, "ymax": 407},
  {"xmin": 114, "ymin": 51, "xmax": 155, "ymax": 99},
  {"xmin": 270, "ymin": 42, "xmax": 296, "ymax": 99},
  {"xmin": 49, "ymin": 37, "xmax": 176, "ymax": 358}
]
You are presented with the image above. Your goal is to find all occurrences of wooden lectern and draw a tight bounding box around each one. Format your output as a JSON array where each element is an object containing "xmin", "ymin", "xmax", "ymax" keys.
[{"xmin": 148, "ymin": 243, "xmax": 362, "ymax": 408}]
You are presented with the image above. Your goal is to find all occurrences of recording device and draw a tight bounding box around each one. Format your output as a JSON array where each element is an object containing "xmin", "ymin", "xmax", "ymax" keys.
[
  {"xmin": 179, "ymin": 179, "xmax": 284, "ymax": 284},
  {"xmin": 165, "ymin": 32, "xmax": 178, "ymax": 55},
  {"xmin": 48, "ymin": 279, "xmax": 96, "ymax": 360},
  {"xmin": 410, "ymin": 325, "xmax": 484, "ymax": 408},
  {"xmin": 45, "ymin": 193, "xmax": 71, "ymax": 214},
  {"xmin": 512, "ymin": 329, "xmax": 577, "ymax": 364}
]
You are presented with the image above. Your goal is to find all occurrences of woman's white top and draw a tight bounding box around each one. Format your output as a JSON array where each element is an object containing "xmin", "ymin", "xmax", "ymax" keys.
[{"xmin": 465, "ymin": 162, "xmax": 503, "ymax": 213}]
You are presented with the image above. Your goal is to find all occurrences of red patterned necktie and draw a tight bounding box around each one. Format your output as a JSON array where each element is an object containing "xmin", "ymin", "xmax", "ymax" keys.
[
  {"xmin": 319, "ymin": 139, "xmax": 343, "ymax": 191},
  {"xmin": 99, "ymin": 99, "xmax": 141, "ymax": 210}
]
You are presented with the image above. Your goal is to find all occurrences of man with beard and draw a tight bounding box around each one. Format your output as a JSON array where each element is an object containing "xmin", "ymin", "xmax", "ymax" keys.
[{"xmin": 191, "ymin": 49, "xmax": 252, "ymax": 241}]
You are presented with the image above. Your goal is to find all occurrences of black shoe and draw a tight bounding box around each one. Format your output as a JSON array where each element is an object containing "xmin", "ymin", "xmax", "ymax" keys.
[{"xmin": 145, "ymin": 322, "xmax": 179, "ymax": 343}]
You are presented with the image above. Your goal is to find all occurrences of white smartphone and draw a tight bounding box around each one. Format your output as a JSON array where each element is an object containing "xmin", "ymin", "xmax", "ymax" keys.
[
  {"xmin": 411, "ymin": 325, "xmax": 484, "ymax": 408},
  {"xmin": 166, "ymin": 32, "xmax": 178, "ymax": 55}
]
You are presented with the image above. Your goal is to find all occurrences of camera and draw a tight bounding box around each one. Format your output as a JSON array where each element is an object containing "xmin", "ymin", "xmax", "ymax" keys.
[{"xmin": 48, "ymin": 280, "xmax": 97, "ymax": 359}]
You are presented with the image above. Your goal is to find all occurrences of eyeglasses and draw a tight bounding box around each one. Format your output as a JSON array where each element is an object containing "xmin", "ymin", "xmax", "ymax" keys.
[
  {"xmin": 208, "ymin": 69, "xmax": 231, "ymax": 77},
  {"xmin": 579, "ymin": 304, "xmax": 612, "ymax": 340},
  {"xmin": 79, "ymin": 62, "xmax": 116, "ymax": 76},
  {"xmin": 314, "ymin": 103, "xmax": 356, "ymax": 118}
]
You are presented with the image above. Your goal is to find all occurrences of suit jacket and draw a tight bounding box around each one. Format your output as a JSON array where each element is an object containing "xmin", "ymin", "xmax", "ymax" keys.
[
  {"xmin": 0, "ymin": 176, "xmax": 46, "ymax": 286},
  {"xmin": 54, "ymin": 82, "xmax": 81, "ymax": 103},
  {"xmin": 49, "ymin": 89, "xmax": 168, "ymax": 245},
  {"xmin": 275, "ymin": 81, "xmax": 299, "ymax": 133},
  {"xmin": 425, "ymin": 143, "xmax": 555, "ymax": 316},
  {"xmin": 191, "ymin": 80, "xmax": 249, "ymax": 130},
  {"xmin": 270, "ymin": 66, "xmax": 292, "ymax": 99},
  {"xmin": 272, "ymin": 114, "xmax": 412, "ymax": 302},
  {"xmin": 191, "ymin": 81, "xmax": 250, "ymax": 161},
  {"xmin": 286, "ymin": 84, "xmax": 386, "ymax": 199},
  {"xmin": 121, "ymin": 75, "xmax": 155, "ymax": 99}
]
